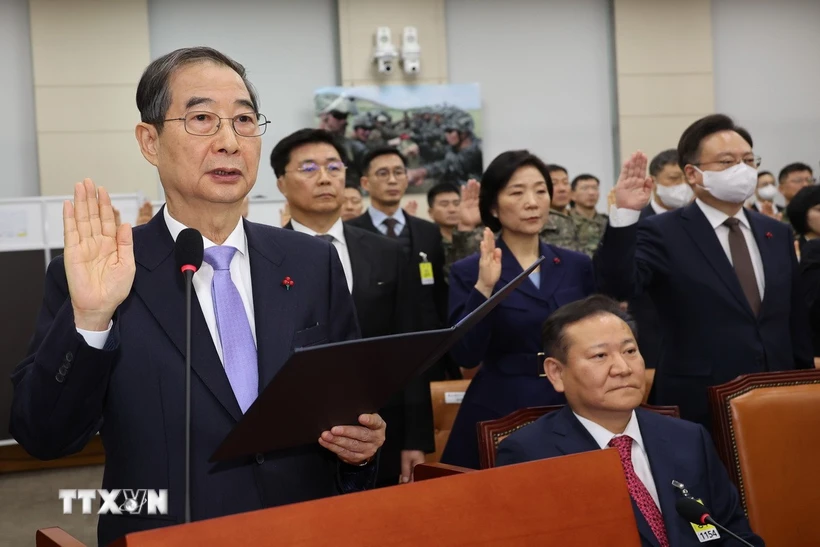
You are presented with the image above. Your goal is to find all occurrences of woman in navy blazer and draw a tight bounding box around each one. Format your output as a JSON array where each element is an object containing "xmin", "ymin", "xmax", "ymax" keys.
[{"xmin": 441, "ymin": 150, "xmax": 595, "ymax": 469}]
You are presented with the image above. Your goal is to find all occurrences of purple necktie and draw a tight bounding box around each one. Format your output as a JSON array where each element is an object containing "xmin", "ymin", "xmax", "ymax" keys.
[{"xmin": 203, "ymin": 246, "xmax": 258, "ymax": 413}]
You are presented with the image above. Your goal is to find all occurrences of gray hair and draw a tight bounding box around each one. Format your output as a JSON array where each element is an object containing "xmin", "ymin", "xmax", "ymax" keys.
[{"xmin": 136, "ymin": 47, "xmax": 260, "ymax": 131}]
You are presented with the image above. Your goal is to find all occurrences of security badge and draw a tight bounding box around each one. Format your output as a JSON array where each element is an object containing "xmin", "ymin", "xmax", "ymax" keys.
[
  {"xmin": 419, "ymin": 252, "xmax": 434, "ymax": 286},
  {"xmin": 672, "ymin": 480, "xmax": 721, "ymax": 543}
]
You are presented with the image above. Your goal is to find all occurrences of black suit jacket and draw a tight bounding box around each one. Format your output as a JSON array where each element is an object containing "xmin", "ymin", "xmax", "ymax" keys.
[
  {"xmin": 798, "ymin": 237, "xmax": 820, "ymax": 356},
  {"xmin": 11, "ymin": 213, "xmax": 375, "ymax": 546},
  {"xmin": 595, "ymin": 202, "xmax": 813, "ymax": 427},
  {"xmin": 628, "ymin": 205, "xmax": 663, "ymax": 370},
  {"xmin": 497, "ymin": 407, "xmax": 764, "ymax": 547},
  {"xmin": 284, "ymin": 221, "xmax": 435, "ymax": 483},
  {"xmin": 347, "ymin": 210, "xmax": 455, "ymax": 379}
]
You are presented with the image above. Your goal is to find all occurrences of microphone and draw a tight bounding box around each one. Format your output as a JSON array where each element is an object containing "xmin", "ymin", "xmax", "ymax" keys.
[
  {"xmin": 174, "ymin": 228, "xmax": 203, "ymax": 525},
  {"xmin": 675, "ymin": 497, "xmax": 755, "ymax": 547}
]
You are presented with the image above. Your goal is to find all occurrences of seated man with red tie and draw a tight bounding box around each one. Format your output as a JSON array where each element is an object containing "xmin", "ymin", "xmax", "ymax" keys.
[{"xmin": 496, "ymin": 295, "xmax": 763, "ymax": 547}]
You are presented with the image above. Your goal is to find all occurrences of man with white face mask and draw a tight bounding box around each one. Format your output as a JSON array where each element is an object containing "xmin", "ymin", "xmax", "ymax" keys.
[
  {"xmin": 595, "ymin": 114, "xmax": 813, "ymax": 429},
  {"xmin": 747, "ymin": 170, "xmax": 783, "ymax": 219},
  {"xmin": 642, "ymin": 149, "xmax": 694, "ymax": 219}
]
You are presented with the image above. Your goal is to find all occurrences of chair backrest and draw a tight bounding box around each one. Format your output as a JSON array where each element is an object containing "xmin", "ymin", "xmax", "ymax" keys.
[
  {"xmin": 477, "ymin": 403, "xmax": 680, "ymax": 469},
  {"xmin": 427, "ymin": 379, "xmax": 471, "ymax": 463},
  {"xmin": 708, "ymin": 369, "xmax": 820, "ymax": 546}
]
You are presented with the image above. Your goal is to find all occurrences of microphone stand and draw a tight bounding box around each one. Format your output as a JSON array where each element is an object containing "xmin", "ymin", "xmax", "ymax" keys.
[
  {"xmin": 184, "ymin": 268, "xmax": 194, "ymax": 524},
  {"xmin": 705, "ymin": 518, "xmax": 755, "ymax": 547}
]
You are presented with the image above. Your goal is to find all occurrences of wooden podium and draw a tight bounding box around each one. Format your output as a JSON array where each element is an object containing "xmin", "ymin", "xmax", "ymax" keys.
[{"xmin": 37, "ymin": 449, "xmax": 641, "ymax": 547}]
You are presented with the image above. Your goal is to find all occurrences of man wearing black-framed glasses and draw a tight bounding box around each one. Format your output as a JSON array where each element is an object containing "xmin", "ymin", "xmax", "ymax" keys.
[
  {"xmin": 595, "ymin": 113, "xmax": 813, "ymax": 430},
  {"xmin": 11, "ymin": 46, "xmax": 384, "ymax": 547}
]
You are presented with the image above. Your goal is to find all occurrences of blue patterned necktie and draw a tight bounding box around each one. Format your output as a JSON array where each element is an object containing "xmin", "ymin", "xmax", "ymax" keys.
[{"xmin": 203, "ymin": 246, "xmax": 258, "ymax": 413}]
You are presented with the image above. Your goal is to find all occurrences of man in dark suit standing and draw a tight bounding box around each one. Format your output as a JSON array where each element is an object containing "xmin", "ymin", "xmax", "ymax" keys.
[
  {"xmin": 497, "ymin": 295, "xmax": 764, "ymax": 547},
  {"xmin": 10, "ymin": 47, "xmax": 384, "ymax": 546},
  {"xmin": 596, "ymin": 114, "xmax": 812, "ymax": 428},
  {"xmin": 270, "ymin": 128, "xmax": 434, "ymax": 486},
  {"xmin": 347, "ymin": 147, "xmax": 460, "ymax": 380}
]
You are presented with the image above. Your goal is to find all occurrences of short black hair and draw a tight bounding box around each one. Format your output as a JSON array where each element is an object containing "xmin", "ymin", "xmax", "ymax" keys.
[
  {"xmin": 677, "ymin": 114, "xmax": 753, "ymax": 170},
  {"xmin": 270, "ymin": 128, "xmax": 348, "ymax": 178},
  {"xmin": 571, "ymin": 174, "xmax": 599, "ymax": 191},
  {"xmin": 427, "ymin": 182, "xmax": 460, "ymax": 208},
  {"xmin": 757, "ymin": 170, "xmax": 774, "ymax": 180},
  {"xmin": 344, "ymin": 180, "xmax": 363, "ymax": 193},
  {"xmin": 479, "ymin": 150, "xmax": 554, "ymax": 232},
  {"xmin": 541, "ymin": 295, "xmax": 636, "ymax": 362},
  {"xmin": 136, "ymin": 47, "xmax": 259, "ymax": 132},
  {"xmin": 360, "ymin": 146, "xmax": 407, "ymax": 175},
  {"xmin": 649, "ymin": 149, "xmax": 679, "ymax": 177},
  {"xmin": 545, "ymin": 164, "xmax": 568, "ymax": 176},
  {"xmin": 779, "ymin": 162, "xmax": 813, "ymax": 184},
  {"xmin": 786, "ymin": 185, "xmax": 820, "ymax": 236}
]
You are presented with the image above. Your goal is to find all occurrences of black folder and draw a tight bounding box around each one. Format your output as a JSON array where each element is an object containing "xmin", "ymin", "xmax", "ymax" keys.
[{"xmin": 210, "ymin": 256, "xmax": 546, "ymax": 461}]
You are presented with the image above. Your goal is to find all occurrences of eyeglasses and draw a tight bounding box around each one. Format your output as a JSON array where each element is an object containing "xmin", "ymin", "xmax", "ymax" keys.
[
  {"xmin": 286, "ymin": 161, "xmax": 347, "ymax": 180},
  {"xmin": 163, "ymin": 111, "xmax": 269, "ymax": 137},
  {"xmin": 371, "ymin": 167, "xmax": 408, "ymax": 181},
  {"xmin": 694, "ymin": 155, "xmax": 762, "ymax": 170},
  {"xmin": 787, "ymin": 176, "xmax": 817, "ymax": 185}
]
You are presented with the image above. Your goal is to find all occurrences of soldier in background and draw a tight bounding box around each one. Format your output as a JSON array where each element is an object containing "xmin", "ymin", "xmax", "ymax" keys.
[
  {"xmin": 569, "ymin": 173, "xmax": 608, "ymax": 257},
  {"xmin": 406, "ymin": 114, "xmax": 483, "ymax": 190},
  {"xmin": 348, "ymin": 114, "xmax": 374, "ymax": 183},
  {"xmin": 546, "ymin": 164, "xmax": 571, "ymax": 214}
]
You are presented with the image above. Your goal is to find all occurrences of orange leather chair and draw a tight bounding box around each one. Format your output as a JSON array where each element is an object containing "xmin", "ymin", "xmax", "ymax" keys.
[
  {"xmin": 708, "ymin": 369, "xmax": 820, "ymax": 547},
  {"xmin": 477, "ymin": 404, "xmax": 680, "ymax": 469},
  {"xmin": 426, "ymin": 379, "xmax": 471, "ymax": 463}
]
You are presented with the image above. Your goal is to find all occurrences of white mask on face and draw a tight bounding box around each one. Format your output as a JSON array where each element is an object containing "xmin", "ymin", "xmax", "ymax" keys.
[
  {"xmin": 757, "ymin": 184, "xmax": 779, "ymax": 201},
  {"xmin": 695, "ymin": 163, "xmax": 758, "ymax": 204},
  {"xmin": 655, "ymin": 182, "xmax": 694, "ymax": 209}
]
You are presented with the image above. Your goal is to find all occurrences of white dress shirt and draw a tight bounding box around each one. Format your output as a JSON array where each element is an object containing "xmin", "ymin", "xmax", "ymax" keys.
[
  {"xmin": 649, "ymin": 199, "xmax": 669, "ymax": 216},
  {"xmin": 367, "ymin": 206, "xmax": 407, "ymax": 237},
  {"xmin": 291, "ymin": 217, "xmax": 354, "ymax": 293},
  {"xmin": 574, "ymin": 410, "xmax": 662, "ymax": 511},
  {"xmin": 609, "ymin": 199, "xmax": 765, "ymax": 299},
  {"xmin": 77, "ymin": 207, "xmax": 258, "ymax": 366}
]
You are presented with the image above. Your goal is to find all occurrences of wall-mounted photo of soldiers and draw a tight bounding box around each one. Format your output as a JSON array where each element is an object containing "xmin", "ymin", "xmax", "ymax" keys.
[{"xmin": 314, "ymin": 84, "xmax": 483, "ymax": 194}]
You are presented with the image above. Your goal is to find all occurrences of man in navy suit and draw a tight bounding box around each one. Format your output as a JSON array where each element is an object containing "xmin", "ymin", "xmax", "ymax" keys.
[
  {"xmin": 595, "ymin": 114, "xmax": 812, "ymax": 427},
  {"xmin": 10, "ymin": 47, "xmax": 384, "ymax": 546},
  {"xmin": 271, "ymin": 128, "xmax": 435, "ymax": 486},
  {"xmin": 497, "ymin": 295, "xmax": 764, "ymax": 547}
]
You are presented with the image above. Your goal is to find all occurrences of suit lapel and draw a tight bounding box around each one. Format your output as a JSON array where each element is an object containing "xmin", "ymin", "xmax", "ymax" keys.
[
  {"xmin": 496, "ymin": 238, "xmax": 560, "ymax": 304},
  {"xmin": 244, "ymin": 221, "xmax": 295, "ymax": 391},
  {"xmin": 344, "ymin": 225, "xmax": 370, "ymax": 297},
  {"xmin": 133, "ymin": 210, "xmax": 242, "ymax": 422},
  {"xmin": 680, "ymin": 203, "xmax": 753, "ymax": 317},
  {"xmin": 745, "ymin": 210, "xmax": 776, "ymax": 317},
  {"xmin": 536, "ymin": 243, "xmax": 565, "ymax": 303},
  {"xmin": 551, "ymin": 406, "xmax": 601, "ymax": 456},
  {"xmin": 637, "ymin": 410, "xmax": 683, "ymax": 547}
]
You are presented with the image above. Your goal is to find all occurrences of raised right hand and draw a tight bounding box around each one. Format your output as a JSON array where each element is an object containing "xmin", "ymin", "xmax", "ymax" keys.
[
  {"xmin": 458, "ymin": 179, "xmax": 482, "ymax": 230},
  {"xmin": 474, "ymin": 228, "xmax": 501, "ymax": 298},
  {"xmin": 614, "ymin": 151, "xmax": 654, "ymax": 211},
  {"xmin": 64, "ymin": 179, "xmax": 135, "ymax": 331}
]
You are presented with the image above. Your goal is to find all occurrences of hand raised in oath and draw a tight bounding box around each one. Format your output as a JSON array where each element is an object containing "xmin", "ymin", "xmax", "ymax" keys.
[{"xmin": 63, "ymin": 179, "xmax": 135, "ymax": 332}]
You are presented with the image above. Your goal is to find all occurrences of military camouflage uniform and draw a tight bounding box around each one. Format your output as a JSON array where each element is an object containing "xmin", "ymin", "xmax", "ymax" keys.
[
  {"xmin": 569, "ymin": 209, "xmax": 608, "ymax": 257},
  {"xmin": 541, "ymin": 211, "xmax": 582, "ymax": 253},
  {"xmin": 443, "ymin": 213, "xmax": 584, "ymax": 277},
  {"xmin": 425, "ymin": 139, "xmax": 483, "ymax": 186}
]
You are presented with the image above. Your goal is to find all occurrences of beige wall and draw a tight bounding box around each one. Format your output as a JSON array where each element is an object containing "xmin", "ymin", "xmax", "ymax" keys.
[
  {"xmin": 613, "ymin": 0, "xmax": 715, "ymax": 163},
  {"xmin": 29, "ymin": 0, "xmax": 157, "ymax": 198},
  {"xmin": 338, "ymin": 0, "xmax": 447, "ymax": 87}
]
